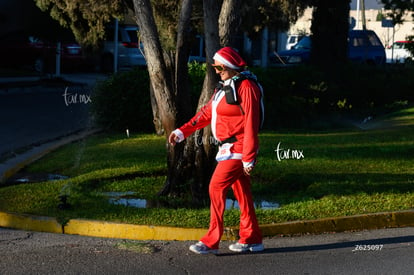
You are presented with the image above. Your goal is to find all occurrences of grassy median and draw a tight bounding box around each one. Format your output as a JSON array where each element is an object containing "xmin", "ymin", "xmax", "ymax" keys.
[{"xmin": 0, "ymin": 108, "xmax": 413, "ymax": 228}]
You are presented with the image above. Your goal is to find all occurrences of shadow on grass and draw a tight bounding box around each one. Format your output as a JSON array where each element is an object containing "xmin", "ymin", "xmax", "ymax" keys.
[{"xmin": 252, "ymin": 172, "xmax": 414, "ymax": 204}]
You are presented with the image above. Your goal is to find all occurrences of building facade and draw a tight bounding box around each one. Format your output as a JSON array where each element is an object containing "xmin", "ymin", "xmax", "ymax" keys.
[{"xmin": 285, "ymin": 8, "xmax": 414, "ymax": 50}]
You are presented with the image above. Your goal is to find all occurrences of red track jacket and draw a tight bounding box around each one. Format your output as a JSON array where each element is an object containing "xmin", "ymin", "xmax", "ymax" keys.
[{"xmin": 174, "ymin": 78, "xmax": 261, "ymax": 167}]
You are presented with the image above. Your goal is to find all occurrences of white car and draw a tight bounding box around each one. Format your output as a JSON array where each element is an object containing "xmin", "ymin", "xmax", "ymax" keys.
[
  {"xmin": 101, "ymin": 25, "xmax": 206, "ymax": 72},
  {"xmin": 101, "ymin": 25, "xmax": 146, "ymax": 72},
  {"xmin": 285, "ymin": 34, "xmax": 305, "ymax": 50},
  {"xmin": 386, "ymin": 41, "xmax": 413, "ymax": 63}
]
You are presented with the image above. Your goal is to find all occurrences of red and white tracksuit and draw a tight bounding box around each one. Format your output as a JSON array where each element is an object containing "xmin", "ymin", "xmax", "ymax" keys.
[{"xmin": 172, "ymin": 77, "xmax": 262, "ymax": 249}]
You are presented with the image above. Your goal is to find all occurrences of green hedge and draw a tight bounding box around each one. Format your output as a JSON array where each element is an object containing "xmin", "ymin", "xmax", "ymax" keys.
[
  {"xmin": 91, "ymin": 63, "xmax": 414, "ymax": 132},
  {"xmin": 91, "ymin": 67, "xmax": 153, "ymax": 132},
  {"xmin": 253, "ymin": 64, "xmax": 414, "ymax": 130}
]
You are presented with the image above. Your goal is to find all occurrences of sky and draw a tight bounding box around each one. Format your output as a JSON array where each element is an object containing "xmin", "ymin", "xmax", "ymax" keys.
[{"xmin": 350, "ymin": 0, "xmax": 383, "ymax": 10}]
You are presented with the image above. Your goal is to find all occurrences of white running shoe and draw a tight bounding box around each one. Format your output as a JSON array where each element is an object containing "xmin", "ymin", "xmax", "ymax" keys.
[
  {"xmin": 229, "ymin": 242, "xmax": 264, "ymax": 252},
  {"xmin": 189, "ymin": 241, "xmax": 218, "ymax": 255}
]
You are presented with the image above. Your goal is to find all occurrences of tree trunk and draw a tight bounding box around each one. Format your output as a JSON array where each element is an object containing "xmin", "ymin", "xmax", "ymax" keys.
[
  {"xmin": 133, "ymin": 0, "xmax": 176, "ymax": 135},
  {"xmin": 185, "ymin": 0, "xmax": 223, "ymax": 205},
  {"xmin": 157, "ymin": 0, "xmax": 201, "ymax": 200},
  {"xmin": 133, "ymin": 0, "xmax": 242, "ymax": 206},
  {"xmin": 175, "ymin": 0, "xmax": 194, "ymax": 126},
  {"xmin": 150, "ymin": 85, "xmax": 164, "ymax": 135},
  {"xmin": 159, "ymin": 0, "xmax": 224, "ymax": 205},
  {"xmin": 310, "ymin": 0, "xmax": 350, "ymax": 68},
  {"xmin": 133, "ymin": 0, "xmax": 185, "ymax": 200},
  {"xmin": 219, "ymin": 0, "xmax": 242, "ymax": 46}
]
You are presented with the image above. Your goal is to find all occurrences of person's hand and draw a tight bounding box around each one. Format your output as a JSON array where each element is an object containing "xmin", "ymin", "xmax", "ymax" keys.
[
  {"xmin": 168, "ymin": 132, "xmax": 178, "ymax": 146},
  {"xmin": 243, "ymin": 166, "xmax": 254, "ymax": 176}
]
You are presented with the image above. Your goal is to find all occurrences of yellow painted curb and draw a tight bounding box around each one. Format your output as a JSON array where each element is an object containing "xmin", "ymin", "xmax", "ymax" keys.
[
  {"xmin": 0, "ymin": 211, "xmax": 62, "ymax": 234},
  {"xmin": 260, "ymin": 210, "xmax": 414, "ymax": 236},
  {"xmin": 64, "ymin": 219, "xmax": 207, "ymax": 241},
  {"xmin": 1, "ymin": 210, "xmax": 413, "ymax": 241}
]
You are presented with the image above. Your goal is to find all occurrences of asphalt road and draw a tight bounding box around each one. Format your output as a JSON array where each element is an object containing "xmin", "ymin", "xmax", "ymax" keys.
[
  {"xmin": 0, "ymin": 74, "xmax": 105, "ymax": 161},
  {"xmin": 1, "ymin": 227, "xmax": 413, "ymax": 274}
]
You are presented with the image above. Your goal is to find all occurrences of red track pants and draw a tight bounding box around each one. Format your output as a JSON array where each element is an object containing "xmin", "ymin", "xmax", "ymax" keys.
[{"xmin": 200, "ymin": 159, "xmax": 262, "ymax": 249}]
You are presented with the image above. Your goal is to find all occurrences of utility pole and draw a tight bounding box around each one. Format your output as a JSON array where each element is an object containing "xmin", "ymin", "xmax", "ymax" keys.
[
  {"xmin": 360, "ymin": 0, "xmax": 367, "ymax": 30},
  {"xmin": 55, "ymin": 42, "xmax": 61, "ymax": 77},
  {"xmin": 114, "ymin": 18, "xmax": 119, "ymax": 73},
  {"xmin": 356, "ymin": 0, "xmax": 367, "ymax": 30},
  {"xmin": 356, "ymin": 0, "xmax": 360, "ymax": 28}
]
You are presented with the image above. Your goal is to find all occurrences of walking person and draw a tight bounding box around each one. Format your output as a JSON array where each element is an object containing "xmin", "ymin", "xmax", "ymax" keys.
[{"xmin": 168, "ymin": 47, "xmax": 264, "ymax": 254}]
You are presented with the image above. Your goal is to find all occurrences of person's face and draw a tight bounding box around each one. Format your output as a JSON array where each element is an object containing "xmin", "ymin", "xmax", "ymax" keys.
[{"xmin": 212, "ymin": 63, "xmax": 237, "ymax": 81}]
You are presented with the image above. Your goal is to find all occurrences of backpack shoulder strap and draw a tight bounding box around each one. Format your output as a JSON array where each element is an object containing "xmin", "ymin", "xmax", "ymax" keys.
[{"xmin": 232, "ymin": 72, "xmax": 265, "ymax": 129}]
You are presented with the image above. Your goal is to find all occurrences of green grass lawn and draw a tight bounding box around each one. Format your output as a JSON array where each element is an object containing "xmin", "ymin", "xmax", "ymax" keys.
[{"xmin": 0, "ymin": 109, "xmax": 413, "ymax": 228}]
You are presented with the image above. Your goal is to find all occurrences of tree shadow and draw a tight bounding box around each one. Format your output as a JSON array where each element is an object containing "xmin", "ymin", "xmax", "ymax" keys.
[
  {"xmin": 217, "ymin": 235, "xmax": 414, "ymax": 256},
  {"xmin": 252, "ymin": 172, "xmax": 414, "ymax": 204}
]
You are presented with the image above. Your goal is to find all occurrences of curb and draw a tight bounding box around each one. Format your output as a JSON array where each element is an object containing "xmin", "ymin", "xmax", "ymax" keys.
[
  {"xmin": 0, "ymin": 129, "xmax": 101, "ymax": 183},
  {"xmin": 0, "ymin": 211, "xmax": 207, "ymax": 241},
  {"xmin": 1, "ymin": 209, "xmax": 413, "ymax": 241},
  {"xmin": 259, "ymin": 210, "xmax": 414, "ymax": 236},
  {"xmin": 0, "ymin": 211, "xmax": 62, "ymax": 234},
  {"xmin": 64, "ymin": 219, "xmax": 208, "ymax": 241}
]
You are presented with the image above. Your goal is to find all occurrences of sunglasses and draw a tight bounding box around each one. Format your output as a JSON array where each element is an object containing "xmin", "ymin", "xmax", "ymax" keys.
[{"xmin": 212, "ymin": 64, "xmax": 225, "ymax": 71}]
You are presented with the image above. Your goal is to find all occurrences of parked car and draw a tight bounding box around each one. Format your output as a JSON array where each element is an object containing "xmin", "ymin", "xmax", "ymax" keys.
[
  {"xmin": 385, "ymin": 41, "xmax": 414, "ymax": 63},
  {"xmin": 101, "ymin": 25, "xmax": 206, "ymax": 72},
  {"xmin": 285, "ymin": 34, "xmax": 306, "ymax": 50},
  {"xmin": 270, "ymin": 29, "xmax": 386, "ymax": 66},
  {"xmin": 0, "ymin": 31, "xmax": 86, "ymax": 73},
  {"xmin": 271, "ymin": 35, "xmax": 311, "ymax": 64},
  {"xmin": 101, "ymin": 25, "xmax": 146, "ymax": 72}
]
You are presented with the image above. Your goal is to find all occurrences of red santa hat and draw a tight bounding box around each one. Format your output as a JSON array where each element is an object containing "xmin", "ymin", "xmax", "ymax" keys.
[{"xmin": 213, "ymin": 47, "xmax": 246, "ymax": 70}]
